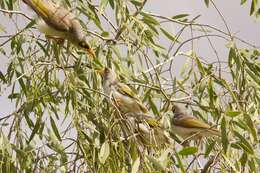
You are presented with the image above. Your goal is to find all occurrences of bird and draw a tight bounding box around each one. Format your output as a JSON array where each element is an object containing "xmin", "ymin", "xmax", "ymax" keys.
[
  {"xmin": 136, "ymin": 114, "xmax": 173, "ymax": 147},
  {"xmin": 22, "ymin": 0, "xmax": 94, "ymax": 57},
  {"xmin": 99, "ymin": 67, "xmax": 148, "ymax": 116},
  {"xmin": 169, "ymin": 104, "xmax": 220, "ymax": 140},
  {"xmin": 98, "ymin": 67, "xmax": 172, "ymax": 146}
]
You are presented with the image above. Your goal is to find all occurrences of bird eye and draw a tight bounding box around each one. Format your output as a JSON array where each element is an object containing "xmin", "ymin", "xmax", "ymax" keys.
[
  {"xmin": 172, "ymin": 106, "xmax": 175, "ymax": 112},
  {"xmin": 79, "ymin": 41, "xmax": 90, "ymax": 49},
  {"xmin": 104, "ymin": 68, "xmax": 109, "ymax": 74}
]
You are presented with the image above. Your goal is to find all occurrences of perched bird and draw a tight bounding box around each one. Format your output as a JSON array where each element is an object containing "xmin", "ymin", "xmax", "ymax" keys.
[
  {"xmin": 138, "ymin": 123, "xmax": 171, "ymax": 146},
  {"xmin": 99, "ymin": 67, "xmax": 148, "ymax": 115},
  {"xmin": 22, "ymin": 0, "xmax": 94, "ymax": 57},
  {"xmin": 170, "ymin": 104, "xmax": 220, "ymax": 140},
  {"xmin": 136, "ymin": 114, "xmax": 172, "ymax": 147},
  {"xmin": 99, "ymin": 67, "xmax": 172, "ymax": 146},
  {"xmin": 117, "ymin": 112, "xmax": 172, "ymax": 147}
]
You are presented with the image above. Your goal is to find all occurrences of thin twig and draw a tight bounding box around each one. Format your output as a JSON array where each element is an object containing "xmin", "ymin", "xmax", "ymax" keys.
[
  {"xmin": 137, "ymin": 34, "xmax": 229, "ymax": 77},
  {"xmin": 0, "ymin": 8, "xmax": 33, "ymax": 20}
]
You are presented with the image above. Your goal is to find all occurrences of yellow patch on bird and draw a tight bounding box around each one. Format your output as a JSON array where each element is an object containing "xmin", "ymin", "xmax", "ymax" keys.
[{"xmin": 30, "ymin": 0, "xmax": 50, "ymax": 19}]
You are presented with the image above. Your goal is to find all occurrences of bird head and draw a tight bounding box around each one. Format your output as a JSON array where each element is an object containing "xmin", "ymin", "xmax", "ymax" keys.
[
  {"xmin": 172, "ymin": 105, "xmax": 187, "ymax": 120},
  {"xmin": 172, "ymin": 104, "xmax": 182, "ymax": 114},
  {"xmin": 98, "ymin": 67, "xmax": 117, "ymax": 84},
  {"xmin": 78, "ymin": 38, "xmax": 95, "ymax": 58},
  {"xmin": 162, "ymin": 101, "xmax": 182, "ymax": 113}
]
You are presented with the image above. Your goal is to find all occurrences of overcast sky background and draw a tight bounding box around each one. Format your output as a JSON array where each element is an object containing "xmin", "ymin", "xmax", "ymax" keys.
[
  {"xmin": 0, "ymin": 0, "xmax": 259, "ymax": 119},
  {"xmin": 0, "ymin": 1, "xmax": 259, "ymax": 169}
]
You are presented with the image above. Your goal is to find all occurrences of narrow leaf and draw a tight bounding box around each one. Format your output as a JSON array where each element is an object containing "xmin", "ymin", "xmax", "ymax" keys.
[
  {"xmin": 175, "ymin": 152, "xmax": 186, "ymax": 173},
  {"xmin": 50, "ymin": 116, "xmax": 61, "ymax": 141},
  {"xmin": 244, "ymin": 114, "xmax": 258, "ymax": 141},
  {"xmin": 226, "ymin": 111, "xmax": 241, "ymax": 117},
  {"xmin": 28, "ymin": 116, "xmax": 41, "ymax": 143},
  {"xmin": 172, "ymin": 14, "xmax": 189, "ymax": 19},
  {"xmin": 131, "ymin": 157, "xmax": 140, "ymax": 173},
  {"xmin": 241, "ymin": 0, "xmax": 247, "ymax": 5},
  {"xmin": 160, "ymin": 28, "xmax": 179, "ymax": 43},
  {"xmin": 221, "ymin": 117, "xmax": 228, "ymax": 153},
  {"xmin": 179, "ymin": 147, "xmax": 198, "ymax": 156},
  {"xmin": 234, "ymin": 131, "xmax": 254, "ymax": 154},
  {"xmin": 99, "ymin": 141, "xmax": 110, "ymax": 164},
  {"xmin": 204, "ymin": 0, "xmax": 210, "ymax": 7}
]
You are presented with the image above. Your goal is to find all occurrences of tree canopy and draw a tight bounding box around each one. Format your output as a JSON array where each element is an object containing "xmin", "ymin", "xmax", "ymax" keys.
[{"xmin": 0, "ymin": 0, "xmax": 259, "ymax": 172}]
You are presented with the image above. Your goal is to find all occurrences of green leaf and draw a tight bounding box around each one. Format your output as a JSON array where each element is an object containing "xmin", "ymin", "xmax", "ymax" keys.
[
  {"xmin": 99, "ymin": 141, "xmax": 110, "ymax": 164},
  {"xmin": 147, "ymin": 155, "xmax": 164, "ymax": 170},
  {"xmin": 244, "ymin": 114, "xmax": 258, "ymax": 141},
  {"xmin": 246, "ymin": 68, "xmax": 260, "ymax": 85},
  {"xmin": 221, "ymin": 117, "xmax": 228, "ymax": 153},
  {"xmin": 175, "ymin": 152, "xmax": 186, "ymax": 173},
  {"xmin": 141, "ymin": 12, "xmax": 160, "ymax": 25},
  {"xmin": 131, "ymin": 0, "xmax": 143, "ymax": 6},
  {"xmin": 204, "ymin": 0, "xmax": 210, "ymax": 7},
  {"xmin": 7, "ymin": 0, "xmax": 13, "ymax": 10},
  {"xmin": 36, "ymin": 41, "xmax": 49, "ymax": 56},
  {"xmin": 172, "ymin": 14, "xmax": 189, "ymax": 19},
  {"xmin": 0, "ymin": 71, "xmax": 6, "ymax": 83},
  {"xmin": 15, "ymin": 71, "xmax": 27, "ymax": 95},
  {"xmin": 99, "ymin": 0, "xmax": 109, "ymax": 14},
  {"xmin": 216, "ymin": 78, "xmax": 237, "ymax": 101},
  {"xmin": 131, "ymin": 157, "xmax": 140, "ymax": 173},
  {"xmin": 250, "ymin": 0, "xmax": 257, "ymax": 15},
  {"xmin": 228, "ymin": 47, "xmax": 236, "ymax": 67},
  {"xmin": 195, "ymin": 56, "xmax": 206, "ymax": 76},
  {"xmin": 108, "ymin": 0, "xmax": 114, "ymax": 9},
  {"xmin": 101, "ymin": 31, "xmax": 109, "ymax": 37},
  {"xmin": 249, "ymin": 158, "xmax": 257, "ymax": 172},
  {"xmin": 158, "ymin": 148, "xmax": 171, "ymax": 169},
  {"xmin": 226, "ymin": 111, "xmax": 241, "ymax": 117},
  {"xmin": 25, "ymin": 20, "xmax": 36, "ymax": 29},
  {"xmin": 234, "ymin": 141, "xmax": 253, "ymax": 154},
  {"xmin": 148, "ymin": 96, "xmax": 160, "ymax": 116},
  {"xmin": 257, "ymin": 8, "xmax": 260, "ymax": 18},
  {"xmin": 204, "ymin": 140, "xmax": 216, "ymax": 157},
  {"xmin": 160, "ymin": 28, "xmax": 179, "ymax": 43},
  {"xmin": 28, "ymin": 116, "xmax": 42, "ymax": 143},
  {"xmin": 50, "ymin": 116, "xmax": 61, "ymax": 141},
  {"xmin": 8, "ymin": 93, "xmax": 20, "ymax": 99},
  {"xmin": 234, "ymin": 131, "xmax": 254, "ymax": 154},
  {"xmin": 239, "ymin": 152, "xmax": 248, "ymax": 167},
  {"xmin": 207, "ymin": 77, "xmax": 214, "ymax": 106},
  {"xmin": 245, "ymin": 61, "xmax": 260, "ymax": 76},
  {"xmin": 178, "ymin": 147, "xmax": 198, "ymax": 156},
  {"xmin": 241, "ymin": 0, "xmax": 247, "ymax": 5}
]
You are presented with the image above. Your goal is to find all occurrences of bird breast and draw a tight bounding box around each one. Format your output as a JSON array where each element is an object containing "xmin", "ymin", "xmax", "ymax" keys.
[
  {"xmin": 36, "ymin": 19, "xmax": 79, "ymax": 45},
  {"xmin": 103, "ymin": 84, "xmax": 141, "ymax": 114},
  {"xmin": 172, "ymin": 125, "xmax": 203, "ymax": 139}
]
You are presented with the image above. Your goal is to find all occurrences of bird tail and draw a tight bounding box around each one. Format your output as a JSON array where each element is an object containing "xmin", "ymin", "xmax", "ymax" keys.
[{"xmin": 22, "ymin": 0, "xmax": 54, "ymax": 19}]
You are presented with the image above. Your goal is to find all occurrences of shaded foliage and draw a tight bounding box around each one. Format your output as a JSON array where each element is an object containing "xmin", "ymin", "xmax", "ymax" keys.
[{"xmin": 0, "ymin": 0, "xmax": 259, "ymax": 172}]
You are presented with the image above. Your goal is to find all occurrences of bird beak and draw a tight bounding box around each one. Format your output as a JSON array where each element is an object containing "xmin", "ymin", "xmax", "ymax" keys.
[{"xmin": 86, "ymin": 47, "xmax": 95, "ymax": 58}]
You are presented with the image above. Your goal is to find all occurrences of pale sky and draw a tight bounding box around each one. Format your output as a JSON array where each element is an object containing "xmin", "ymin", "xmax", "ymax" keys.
[
  {"xmin": 0, "ymin": 1, "xmax": 259, "ymax": 170},
  {"xmin": 0, "ymin": 0, "xmax": 259, "ymax": 118}
]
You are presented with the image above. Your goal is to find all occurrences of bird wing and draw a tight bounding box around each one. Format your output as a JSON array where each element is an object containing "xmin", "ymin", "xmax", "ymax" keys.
[
  {"xmin": 117, "ymin": 82, "xmax": 137, "ymax": 98},
  {"xmin": 23, "ymin": 0, "xmax": 75, "ymax": 32},
  {"xmin": 117, "ymin": 82, "xmax": 148, "ymax": 113},
  {"xmin": 173, "ymin": 115, "xmax": 211, "ymax": 129}
]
